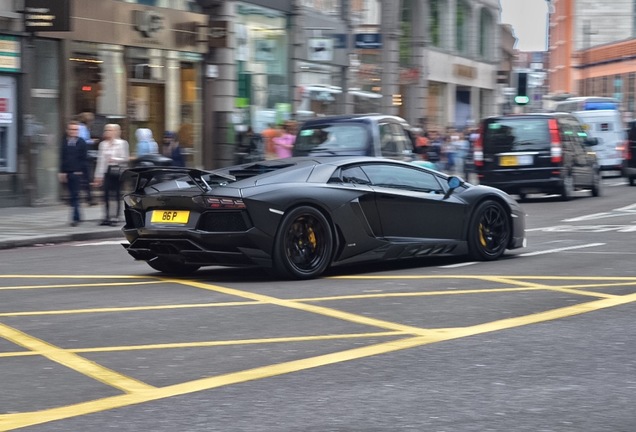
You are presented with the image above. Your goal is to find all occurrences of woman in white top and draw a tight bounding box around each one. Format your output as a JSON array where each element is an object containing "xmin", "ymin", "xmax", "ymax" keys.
[{"xmin": 93, "ymin": 124, "xmax": 130, "ymax": 225}]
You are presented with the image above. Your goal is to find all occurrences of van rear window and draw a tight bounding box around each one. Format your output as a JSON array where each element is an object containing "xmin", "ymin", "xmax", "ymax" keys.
[{"xmin": 484, "ymin": 119, "xmax": 550, "ymax": 151}]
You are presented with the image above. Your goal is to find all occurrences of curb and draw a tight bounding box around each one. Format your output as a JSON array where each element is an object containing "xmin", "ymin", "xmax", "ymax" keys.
[{"xmin": 0, "ymin": 230, "xmax": 124, "ymax": 250}]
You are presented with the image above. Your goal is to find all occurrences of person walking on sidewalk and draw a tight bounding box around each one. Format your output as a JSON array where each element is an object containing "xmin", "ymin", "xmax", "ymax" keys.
[
  {"xmin": 93, "ymin": 124, "xmax": 129, "ymax": 226},
  {"xmin": 58, "ymin": 120, "xmax": 89, "ymax": 227}
]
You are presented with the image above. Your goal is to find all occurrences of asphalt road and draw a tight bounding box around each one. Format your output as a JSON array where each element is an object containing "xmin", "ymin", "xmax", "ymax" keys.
[{"xmin": 1, "ymin": 177, "xmax": 635, "ymax": 431}]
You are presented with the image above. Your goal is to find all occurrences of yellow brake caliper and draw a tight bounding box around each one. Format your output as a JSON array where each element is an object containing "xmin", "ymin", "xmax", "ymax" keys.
[
  {"xmin": 479, "ymin": 223, "xmax": 487, "ymax": 247},
  {"xmin": 308, "ymin": 227, "xmax": 317, "ymax": 250}
]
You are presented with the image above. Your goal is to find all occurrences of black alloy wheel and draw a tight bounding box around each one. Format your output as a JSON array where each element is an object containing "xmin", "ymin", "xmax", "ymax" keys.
[
  {"xmin": 273, "ymin": 206, "xmax": 334, "ymax": 279},
  {"xmin": 468, "ymin": 200, "xmax": 511, "ymax": 261}
]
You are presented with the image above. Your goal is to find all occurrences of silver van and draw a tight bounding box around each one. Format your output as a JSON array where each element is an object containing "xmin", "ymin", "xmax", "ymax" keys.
[{"xmin": 572, "ymin": 110, "xmax": 626, "ymax": 174}]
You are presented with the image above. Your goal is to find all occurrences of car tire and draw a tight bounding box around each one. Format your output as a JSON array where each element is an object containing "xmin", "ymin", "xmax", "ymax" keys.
[
  {"xmin": 560, "ymin": 173, "xmax": 574, "ymax": 201},
  {"xmin": 467, "ymin": 200, "xmax": 510, "ymax": 261},
  {"xmin": 630, "ymin": 176, "xmax": 635, "ymax": 186},
  {"xmin": 591, "ymin": 170, "xmax": 602, "ymax": 197},
  {"xmin": 147, "ymin": 257, "xmax": 200, "ymax": 275},
  {"xmin": 273, "ymin": 206, "xmax": 334, "ymax": 279}
]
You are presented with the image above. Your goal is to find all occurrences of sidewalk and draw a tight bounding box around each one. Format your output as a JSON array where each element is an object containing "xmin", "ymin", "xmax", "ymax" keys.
[{"xmin": 0, "ymin": 202, "xmax": 124, "ymax": 250}]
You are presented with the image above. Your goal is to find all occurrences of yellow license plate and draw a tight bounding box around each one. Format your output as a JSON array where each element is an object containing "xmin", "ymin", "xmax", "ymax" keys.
[
  {"xmin": 499, "ymin": 155, "xmax": 518, "ymax": 167},
  {"xmin": 151, "ymin": 210, "xmax": 190, "ymax": 224}
]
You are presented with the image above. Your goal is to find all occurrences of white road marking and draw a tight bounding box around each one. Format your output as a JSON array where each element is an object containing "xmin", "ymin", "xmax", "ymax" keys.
[
  {"xmin": 74, "ymin": 240, "xmax": 129, "ymax": 247},
  {"xmin": 440, "ymin": 262, "xmax": 478, "ymax": 268},
  {"xmin": 519, "ymin": 242, "xmax": 605, "ymax": 257}
]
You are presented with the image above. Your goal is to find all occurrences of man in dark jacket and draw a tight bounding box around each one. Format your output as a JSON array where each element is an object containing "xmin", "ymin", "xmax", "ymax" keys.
[{"xmin": 58, "ymin": 120, "xmax": 89, "ymax": 226}]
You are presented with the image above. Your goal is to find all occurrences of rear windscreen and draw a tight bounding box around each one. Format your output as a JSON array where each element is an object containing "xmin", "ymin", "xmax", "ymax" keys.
[
  {"xmin": 294, "ymin": 123, "xmax": 370, "ymax": 155},
  {"xmin": 484, "ymin": 119, "xmax": 550, "ymax": 152}
]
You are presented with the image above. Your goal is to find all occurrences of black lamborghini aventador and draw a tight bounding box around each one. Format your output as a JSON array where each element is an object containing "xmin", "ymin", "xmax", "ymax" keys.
[{"xmin": 121, "ymin": 156, "xmax": 526, "ymax": 279}]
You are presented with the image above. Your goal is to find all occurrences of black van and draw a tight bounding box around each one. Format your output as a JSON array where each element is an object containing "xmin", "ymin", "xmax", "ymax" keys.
[{"xmin": 474, "ymin": 113, "xmax": 602, "ymax": 201}]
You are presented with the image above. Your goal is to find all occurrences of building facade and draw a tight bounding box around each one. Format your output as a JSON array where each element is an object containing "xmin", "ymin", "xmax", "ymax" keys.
[
  {"xmin": 1, "ymin": 0, "xmax": 506, "ymax": 207},
  {"xmin": 547, "ymin": 0, "xmax": 636, "ymax": 117},
  {"xmin": 0, "ymin": 0, "xmax": 207, "ymax": 207}
]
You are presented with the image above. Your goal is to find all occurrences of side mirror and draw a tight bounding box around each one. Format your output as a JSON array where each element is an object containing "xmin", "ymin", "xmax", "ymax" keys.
[
  {"xmin": 448, "ymin": 176, "xmax": 462, "ymax": 189},
  {"xmin": 585, "ymin": 137, "xmax": 599, "ymax": 146},
  {"xmin": 444, "ymin": 176, "xmax": 463, "ymax": 199}
]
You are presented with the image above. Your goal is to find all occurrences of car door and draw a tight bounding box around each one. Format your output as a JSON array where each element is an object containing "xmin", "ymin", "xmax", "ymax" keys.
[
  {"xmin": 360, "ymin": 163, "xmax": 466, "ymax": 240},
  {"xmin": 561, "ymin": 117, "xmax": 595, "ymax": 185}
]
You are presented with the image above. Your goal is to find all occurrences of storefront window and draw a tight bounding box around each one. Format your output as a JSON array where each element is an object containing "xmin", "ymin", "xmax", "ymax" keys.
[
  {"xmin": 71, "ymin": 42, "xmax": 126, "ymax": 140},
  {"xmin": 235, "ymin": 3, "xmax": 289, "ymax": 132}
]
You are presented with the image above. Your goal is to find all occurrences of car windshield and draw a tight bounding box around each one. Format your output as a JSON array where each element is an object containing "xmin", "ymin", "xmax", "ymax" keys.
[
  {"xmin": 484, "ymin": 118, "xmax": 550, "ymax": 151},
  {"xmin": 295, "ymin": 123, "xmax": 369, "ymax": 155}
]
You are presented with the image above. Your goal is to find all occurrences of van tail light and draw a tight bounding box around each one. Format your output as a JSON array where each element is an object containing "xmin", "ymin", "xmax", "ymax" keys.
[
  {"xmin": 548, "ymin": 119, "xmax": 562, "ymax": 164},
  {"xmin": 473, "ymin": 124, "xmax": 484, "ymax": 167},
  {"xmin": 621, "ymin": 140, "xmax": 631, "ymax": 160}
]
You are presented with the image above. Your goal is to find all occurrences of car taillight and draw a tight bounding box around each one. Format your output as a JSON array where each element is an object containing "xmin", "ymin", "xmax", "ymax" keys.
[
  {"xmin": 193, "ymin": 196, "xmax": 246, "ymax": 209},
  {"xmin": 548, "ymin": 119, "xmax": 562, "ymax": 164},
  {"xmin": 473, "ymin": 125, "xmax": 484, "ymax": 167}
]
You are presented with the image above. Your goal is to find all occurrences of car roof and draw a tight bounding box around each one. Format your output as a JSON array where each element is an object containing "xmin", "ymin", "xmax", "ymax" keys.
[
  {"xmin": 483, "ymin": 112, "xmax": 577, "ymax": 121},
  {"xmin": 300, "ymin": 113, "xmax": 411, "ymax": 126}
]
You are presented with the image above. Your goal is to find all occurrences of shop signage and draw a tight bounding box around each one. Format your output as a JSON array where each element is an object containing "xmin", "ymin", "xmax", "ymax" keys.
[
  {"xmin": 208, "ymin": 21, "xmax": 228, "ymax": 48},
  {"xmin": 454, "ymin": 64, "xmax": 477, "ymax": 79},
  {"xmin": 133, "ymin": 10, "xmax": 165, "ymax": 38},
  {"xmin": 308, "ymin": 38, "xmax": 333, "ymax": 62},
  {"xmin": 355, "ymin": 33, "xmax": 382, "ymax": 49},
  {"xmin": 24, "ymin": 0, "xmax": 70, "ymax": 32},
  {"xmin": 0, "ymin": 36, "xmax": 20, "ymax": 72}
]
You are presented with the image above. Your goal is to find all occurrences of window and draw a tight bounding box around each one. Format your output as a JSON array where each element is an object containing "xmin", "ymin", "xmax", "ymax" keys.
[
  {"xmin": 332, "ymin": 166, "xmax": 372, "ymax": 185},
  {"xmin": 429, "ymin": 0, "xmax": 440, "ymax": 47},
  {"xmin": 379, "ymin": 123, "xmax": 411, "ymax": 158},
  {"xmin": 360, "ymin": 164, "xmax": 443, "ymax": 193},
  {"xmin": 479, "ymin": 9, "xmax": 493, "ymax": 59}
]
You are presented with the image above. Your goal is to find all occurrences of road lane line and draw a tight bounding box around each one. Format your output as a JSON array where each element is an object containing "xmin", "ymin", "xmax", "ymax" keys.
[
  {"xmin": 0, "ymin": 331, "xmax": 404, "ymax": 358},
  {"xmin": 0, "ymin": 280, "xmax": 162, "ymax": 291},
  {"xmin": 0, "ymin": 323, "xmax": 154, "ymax": 394},
  {"xmin": 519, "ymin": 242, "xmax": 605, "ymax": 256}
]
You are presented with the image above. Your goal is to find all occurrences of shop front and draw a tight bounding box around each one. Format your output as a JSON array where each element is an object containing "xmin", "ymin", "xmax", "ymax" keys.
[{"xmin": 33, "ymin": 0, "xmax": 207, "ymax": 205}]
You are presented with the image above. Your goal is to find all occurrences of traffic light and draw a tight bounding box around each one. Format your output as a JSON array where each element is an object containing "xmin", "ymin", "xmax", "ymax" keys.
[{"xmin": 515, "ymin": 72, "xmax": 530, "ymax": 105}]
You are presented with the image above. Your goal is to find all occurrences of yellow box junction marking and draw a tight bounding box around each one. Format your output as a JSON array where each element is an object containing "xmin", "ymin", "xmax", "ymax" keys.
[{"xmin": 0, "ymin": 274, "xmax": 635, "ymax": 430}]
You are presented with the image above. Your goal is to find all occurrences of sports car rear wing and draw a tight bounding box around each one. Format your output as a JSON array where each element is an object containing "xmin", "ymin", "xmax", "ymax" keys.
[{"xmin": 122, "ymin": 167, "xmax": 235, "ymax": 193}]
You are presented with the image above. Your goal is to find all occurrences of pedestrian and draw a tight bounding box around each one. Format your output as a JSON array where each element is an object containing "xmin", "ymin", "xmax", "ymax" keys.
[
  {"xmin": 236, "ymin": 126, "xmax": 264, "ymax": 163},
  {"xmin": 260, "ymin": 123, "xmax": 279, "ymax": 159},
  {"xmin": 135, "ymin": 128, "xmax": 158, "ymax": 157},
  {"xmin": 272, "ymin": 121, "xmax": 296, "ymax": 158},
  {"xmin": 443, "ymin": 134, "xmax": 459, "ymax": 174},
  {"xmin": 93, "ymin": 124, "xmax": 130, "ymax": 226},
  {"xmin": 426, "ymin": 130, "xmax": 443, "ymax": 170},
  {"xmin": 455, "ymin": 131, "xmax": 470, "ymax": 177},
  {"xmin": 162, "ymin": 131, "xmax": 185, "ymax": 167},
  {"xmin": 58, "ymin": 120, "xmax": 89, "ymax": 227},
  {"xmin": 77, "ymin": 112, "xmax": 96, "ymax": 205}
]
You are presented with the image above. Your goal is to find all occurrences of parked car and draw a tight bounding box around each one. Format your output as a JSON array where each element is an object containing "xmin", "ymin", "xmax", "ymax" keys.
[
  {"xmin": 624, "ymin": 120, "xmax": 636, "ymax": 186},
  {"xmin": 293, "ymin": 114, "xmax": 417, "ymax": 161},
  {"xmin": 474, "ymin": 113, "xmax": 602, "ymax": 201},
  {"xmin": 132, "ymin": 153, "xmax": 174, "ymax": 168},
  {"xmin": 121, "ymin": 157, "xmax": 525, "ymax": 279}
]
